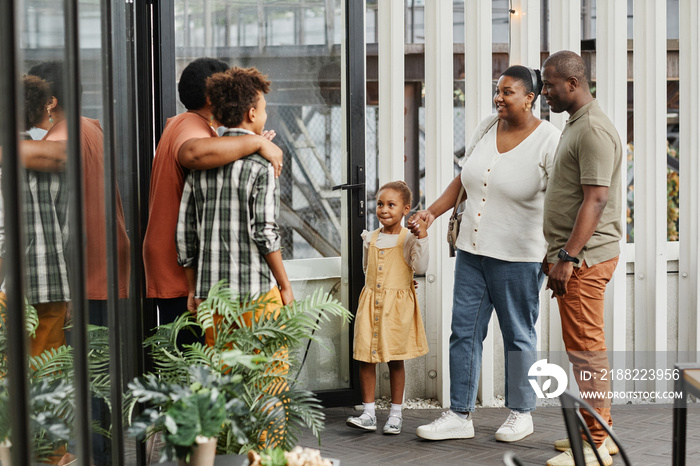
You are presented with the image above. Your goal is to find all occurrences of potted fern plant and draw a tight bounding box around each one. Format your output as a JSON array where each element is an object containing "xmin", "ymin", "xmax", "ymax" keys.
[
  {"xmin": 128, "ymin": 363, "xmax": 257, "ymax": 465},
  {"xmin": 127, "ymin": 281, "xmax": 351, "ymax": 463}
]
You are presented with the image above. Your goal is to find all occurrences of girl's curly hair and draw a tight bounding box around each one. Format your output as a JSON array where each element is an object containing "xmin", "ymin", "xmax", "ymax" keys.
[
  {"xmin": 378, "ymin": 180, "xmax": 413, "ymax": 206},
  {"xmin": 206, "ymin": 67, "xmax": 271, "ymax": 128}
]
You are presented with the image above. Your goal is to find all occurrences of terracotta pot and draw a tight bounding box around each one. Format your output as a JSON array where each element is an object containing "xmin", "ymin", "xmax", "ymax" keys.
[
  {"xmin": 0, "ymin": 439, "xmax": 11, "ymax": 466},
  {"xmin": 177, "ymin": 436, "xmax": 217, "ymax": 466}
]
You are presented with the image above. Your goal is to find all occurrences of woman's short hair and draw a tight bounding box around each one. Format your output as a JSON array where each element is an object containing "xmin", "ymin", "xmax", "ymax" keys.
[
  {"xmin": 206, "ymin": 67, "xmax": 271, "ymax": 129},
  {"xmin": 178, "ymin": 57, "xmax": 229, "ymax": 110},
  {"xmin": 23, "ymin": 75, "xmax": 52, "ymax": 130},
  {"xmin": 501, "ymin": 65, "xmax": 543, "ymax": 109},
  {"xmin": 27, "ymin": 61, "xmax": 63, "ymax": 106}
]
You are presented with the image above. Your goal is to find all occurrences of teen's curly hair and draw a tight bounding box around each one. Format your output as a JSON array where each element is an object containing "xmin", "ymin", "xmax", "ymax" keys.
[
  {"xmin": 23, "ymin": 75, "xmax": 52, "ymax": 130},
  {"xmin": 206, "ymin": 66, "xmax": 271, "ymax": 129}
]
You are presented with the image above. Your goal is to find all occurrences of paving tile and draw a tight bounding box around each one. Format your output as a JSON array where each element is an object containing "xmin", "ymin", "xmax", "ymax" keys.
[{"xmin": 297, "ymin": 404, "xmax": 700, "ymax": 465}]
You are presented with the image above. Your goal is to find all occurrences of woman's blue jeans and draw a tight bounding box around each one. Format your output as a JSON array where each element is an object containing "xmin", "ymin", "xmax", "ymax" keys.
[{"xmin": 449, "ymin": 250, "xmax": 543, "ymax": 413}]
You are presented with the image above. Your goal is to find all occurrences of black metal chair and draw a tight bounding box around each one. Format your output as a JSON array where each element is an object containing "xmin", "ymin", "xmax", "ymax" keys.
[
  {"xmin": 502, "ymin": 451, "xmax": 527, "ymax": 466},
  {"xmin": 559, "ymin": 390, "xmax": 632, "ymax": 465}
]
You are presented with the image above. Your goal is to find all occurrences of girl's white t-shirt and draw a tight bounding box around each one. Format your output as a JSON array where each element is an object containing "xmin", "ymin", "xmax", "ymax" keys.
[{"xmin": 455, "ymin": 116, "xmax": 561, "ymax": 262}]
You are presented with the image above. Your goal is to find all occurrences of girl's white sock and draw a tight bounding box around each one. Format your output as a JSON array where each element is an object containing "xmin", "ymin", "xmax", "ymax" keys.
[
  {"xmin": 362, "ymin": 402, "xmax": 376, "ymax": 417},
  {"xmin": 389, "ymin": 403, "xmax": 402, "ymax": 419}
]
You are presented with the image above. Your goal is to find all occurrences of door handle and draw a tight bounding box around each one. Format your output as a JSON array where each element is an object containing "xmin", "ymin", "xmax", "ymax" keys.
[
  {"xmin": 331, "ymin": 183, "xmax": 364, "ymax": 191},
  {"xmin": 332, "ymin": 182, "xmax": 365, "ymax": 216},
  {"xmin": 332, "ymin": 166, "xmax": 365, "ymax": 217}
]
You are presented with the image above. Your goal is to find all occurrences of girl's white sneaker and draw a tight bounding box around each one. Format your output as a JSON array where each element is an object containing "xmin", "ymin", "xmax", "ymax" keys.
[{"xmin": 346, "ymin": 413, "xmax": 377, "ymax": 431}]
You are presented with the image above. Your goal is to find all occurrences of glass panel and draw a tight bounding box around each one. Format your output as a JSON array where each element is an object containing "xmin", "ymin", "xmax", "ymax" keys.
[
  {"xmin": 172, "ymin": 0, "xmax": 349, "ymax": 391},
  {"xmin": 582, "ymin": 0, "xmax": 596, "ymax": 40},
  {"xmin": 19, "ymin": 1, "xmax": 76, "ymax": 463},
  {"xmin": 493, "ymin": 0, "xmax": 510, "ymax": 44},
  {"xmin": 625, "ymin": 3, "xmax": 680, "ymax": 243},
  {"xmin": 17, "ymin": 1, "xmax": 137, "ymax": 463},
  {"xmin": 17, "ymin": 1, "xmax": 77, "ymax": 463}
]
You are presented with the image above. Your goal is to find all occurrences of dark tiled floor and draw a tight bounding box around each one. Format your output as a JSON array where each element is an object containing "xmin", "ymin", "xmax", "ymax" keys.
[{"xmin": 296, "ymin": 404, "xmax": 700, "ymax": 466}]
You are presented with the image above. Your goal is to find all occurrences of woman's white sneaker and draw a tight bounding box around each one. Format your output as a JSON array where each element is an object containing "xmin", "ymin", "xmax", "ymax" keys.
[
  {"xmin": 495, "ymin": 410, "xmax": 534, "ymax": 442},
  {"xmin": 416, "ymin": 411, "xmax": 475, "ymax": 440}
]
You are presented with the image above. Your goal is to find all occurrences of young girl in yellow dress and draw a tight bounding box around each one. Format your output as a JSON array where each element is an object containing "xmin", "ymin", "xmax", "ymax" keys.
[{"xmin": 346, "ymin": 181, "xmax": 429, "ymax": 435}]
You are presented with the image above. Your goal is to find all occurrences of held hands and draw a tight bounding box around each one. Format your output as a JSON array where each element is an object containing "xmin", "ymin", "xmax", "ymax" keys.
[
  {"xmin": 408, "ymin": 210, "xmax": 435, "ymax": 238},
  {"xmin": 544, "ymin": 260, "xmax": 574, "ymax": 298}
]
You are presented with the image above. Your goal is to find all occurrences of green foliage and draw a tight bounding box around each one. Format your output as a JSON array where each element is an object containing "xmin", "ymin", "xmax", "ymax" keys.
[
  {"xmin": 0, "ymin": 299, "xmax": 39, "ymax": 378},
  {"xmin": 0, "ymin": 378, "xmax": 73, "ymax": 446},
  {"xmin": 0, "ymin": 299, "xmax": 112, "ymax": 461},
  {"xmin": 257, "ymin": 446, "xmax": 288, "ymax": 466},
  {"xmin": 128, "ymin": 365, "xmax": 249, "ymax": 462},
  {"xmin": 626, "ymin": 142, "xmax": 680, "ymax": 242},
  {"xmin": 128, "ymin": 281, "xmax": 352, "ymax": 457}
]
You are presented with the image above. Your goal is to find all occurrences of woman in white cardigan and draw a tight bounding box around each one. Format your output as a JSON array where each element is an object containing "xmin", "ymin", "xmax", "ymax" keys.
[{"xmin": 410, "ymin": 65, "xmax": 561, "ymax": 443}]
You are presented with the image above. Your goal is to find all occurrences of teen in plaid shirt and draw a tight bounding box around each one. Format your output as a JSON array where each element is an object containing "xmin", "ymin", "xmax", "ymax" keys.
[
  {"xmin": 176, "ymin": 66, "xmax": 293, "ymax": 324},
  {"xmin": 0, "ymin": 75, "xmax": 71, "ymax": 358}
]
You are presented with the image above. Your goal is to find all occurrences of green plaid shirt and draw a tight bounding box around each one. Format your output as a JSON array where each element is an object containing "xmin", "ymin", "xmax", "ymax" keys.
[
  {"xmin": 9, "ymin": 134, "xmax": 71, "ymax": 304},
  {"xmin": 176, "ymin": 128, "xmax": 281, "ymax": 299}
]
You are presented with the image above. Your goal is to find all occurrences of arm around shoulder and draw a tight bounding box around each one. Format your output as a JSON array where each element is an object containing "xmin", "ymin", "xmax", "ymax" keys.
[
  {"xmin": 179, "ymin": 134, "xmax": 283, "ymax": 177},
  {"xmin": 18, "ymin": 140, "xmax": 67, "ymax": 172}
]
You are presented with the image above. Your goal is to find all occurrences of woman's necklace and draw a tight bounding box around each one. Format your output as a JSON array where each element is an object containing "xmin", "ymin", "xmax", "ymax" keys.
[{"xmin": 189, "ymin": 110, "xmax": 216, "ymax": 130}]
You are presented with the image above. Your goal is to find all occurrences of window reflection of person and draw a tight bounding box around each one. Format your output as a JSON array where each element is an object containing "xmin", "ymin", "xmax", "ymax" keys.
[
  {"xmin": 143, "ymin": 57, "xmax": 284, "ymax": 345},
  {"xmin": 27, "ymin": 61, "xmax": 131, "ymax": 466},
  {"xmin": 0, "ymin": 74, "xmax": 70, "ymax": 359},
  {"xmin": 27, "ymin": 61, "xmax": 132, "ymax": 319}
]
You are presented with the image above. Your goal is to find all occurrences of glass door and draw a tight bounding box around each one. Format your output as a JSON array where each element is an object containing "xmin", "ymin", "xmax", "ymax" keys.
[{"xmin": 153, "ymin": 0, "xmax": 365, "ymax": 406}]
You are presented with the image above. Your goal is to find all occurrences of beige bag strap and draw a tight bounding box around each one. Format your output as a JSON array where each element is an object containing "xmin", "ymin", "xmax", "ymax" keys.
[{"xmin": 449, "ymin": 115, "xmax": 499, "ymax": 220}]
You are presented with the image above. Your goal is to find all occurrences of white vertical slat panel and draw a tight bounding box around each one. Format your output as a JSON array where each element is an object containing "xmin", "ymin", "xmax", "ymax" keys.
[
  {"xmin": 465, "ymin": 0, "xmax": 495, "ymax": 407},
  {"xmin": 679, "ymin": 0, "xmax": 700, "ymax": 358},
  {"xmin": 597, "ymin": 0, "xmax": 628, "ymax": 397},
  {"xmin": 548, "ymin": 0, "xmax": 580, "ymax": 130},
  {"xmin": 509, "ymin": 0, "xmax": 541, "ymax": 67},
  {"xmin": 465, "ymin": 0, "xmax": 493, "ymax": 137},
  {"xmin": 424, "ymin": 0, "xmax": 454, "ymax": 406},
  {"xmin": 377, "ymin": 0, "xmax": 405, "ymax": 184},
  {"xmin": 633, "ymin": 0, "xmax": 667, "ymax": 393},
  {"xmin": 545, "ymin": 0, "xmax": 581, "ymax": 374},
  {"xmin": 510, "ymin": 0, "xmax": 541, "ymax": 120}
]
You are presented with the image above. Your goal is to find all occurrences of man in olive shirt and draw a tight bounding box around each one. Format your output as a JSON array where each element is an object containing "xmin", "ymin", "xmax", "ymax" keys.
[{"xmin": 541, "ymin": 51, "xmax": 623, "ymax": 466}]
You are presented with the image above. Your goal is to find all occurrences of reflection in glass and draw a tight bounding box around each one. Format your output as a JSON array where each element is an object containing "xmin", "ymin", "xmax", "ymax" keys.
[
  {"xmin": 174, "ymin": 1, "xmax": 343, "ymax": 262},
  {"xmin": 17, "ymin": 1, "xmax": 135, "ymax": 463},
  {"xmin": 173, "ymin": 0, "xmax": 349, "ymax": 391}
]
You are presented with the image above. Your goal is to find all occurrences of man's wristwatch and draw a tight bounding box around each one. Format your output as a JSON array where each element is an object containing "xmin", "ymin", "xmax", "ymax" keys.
[{"xmin": 558, "ymin": 248, "xmax": 580, "ymax": 264}]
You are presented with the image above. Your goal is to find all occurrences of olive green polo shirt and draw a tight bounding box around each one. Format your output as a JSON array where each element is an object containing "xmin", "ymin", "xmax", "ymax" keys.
[{"xmin": 543, "ymin": 100, "xmax": 623, "ymax": 266}]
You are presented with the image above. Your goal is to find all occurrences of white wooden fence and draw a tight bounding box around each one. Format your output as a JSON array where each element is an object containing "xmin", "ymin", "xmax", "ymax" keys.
[{"xmin": 375, "ymin": 0, "xmax": 700, "ymax": 405}]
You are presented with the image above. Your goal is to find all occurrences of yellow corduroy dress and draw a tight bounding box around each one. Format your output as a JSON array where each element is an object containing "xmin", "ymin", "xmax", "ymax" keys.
[{"xmin": 353, "ymin": 228, "xmax": 429, "ymax": 363}]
